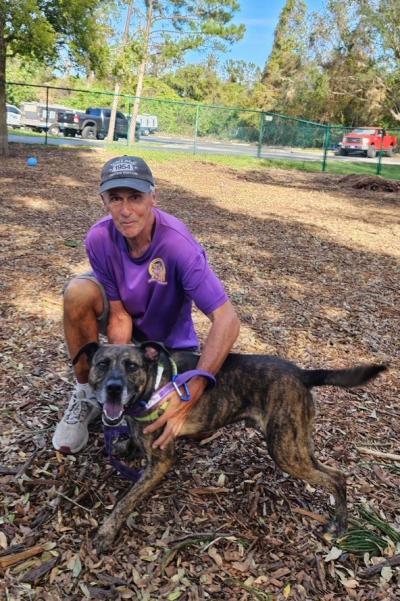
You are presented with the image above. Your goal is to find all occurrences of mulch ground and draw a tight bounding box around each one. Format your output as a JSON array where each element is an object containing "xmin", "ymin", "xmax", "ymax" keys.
[{"xmin": 0, "ymin": 144, "xmax": 399, "ymax": 600}]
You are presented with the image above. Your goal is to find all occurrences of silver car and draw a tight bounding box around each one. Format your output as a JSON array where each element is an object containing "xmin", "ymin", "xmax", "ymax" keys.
[{"xmin": 6, "ymin": 104, "xmax": 22, "ymax": 128}]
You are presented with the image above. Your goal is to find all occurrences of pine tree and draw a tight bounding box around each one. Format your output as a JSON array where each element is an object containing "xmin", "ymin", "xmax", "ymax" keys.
[{"xmin": 260, "ymin": 0, "xmax": 308, "ymax": 109}]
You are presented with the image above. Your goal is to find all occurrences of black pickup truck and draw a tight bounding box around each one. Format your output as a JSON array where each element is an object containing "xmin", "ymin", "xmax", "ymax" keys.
[{"xmin": 58, "ymin": 107, "xmax": 139, "ymax": 140}]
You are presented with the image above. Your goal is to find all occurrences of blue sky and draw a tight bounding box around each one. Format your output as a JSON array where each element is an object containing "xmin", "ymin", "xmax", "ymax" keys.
[
  {"xmin": 222, "ymin": 0, "xmax": 325, "ymax": 68},
  {"xmin": 118, "ymin": 1, "xmax": 326, "ymax": 70}
]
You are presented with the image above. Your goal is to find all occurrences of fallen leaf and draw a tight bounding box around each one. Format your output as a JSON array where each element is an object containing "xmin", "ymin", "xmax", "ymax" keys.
[
  {"xmin": 0, "ymin": 531, "xmax": 7, "ymax": 549},
  {"xmin": 208, "ymin": 546, "xmax": 223, "ymax": 567},
  {"xmin": 379, "ymin": 566, "xmax": 393, "ymax": 586},
  {"xmin": 324, "ymin": 546, "xmax": 343, "ymax": 562},
  {"xmin": 72, "ymin": 555, "xmax": 82, "ymax": 578},
  {"xmin": 167, "ymin": 589, "xmax": 182, "ymax": 600}
]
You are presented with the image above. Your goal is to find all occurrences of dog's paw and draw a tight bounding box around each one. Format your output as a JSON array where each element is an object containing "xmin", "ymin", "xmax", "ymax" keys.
[{"xmin": 322, "ymin": 519, "xmax": 346, "ymax": 541}]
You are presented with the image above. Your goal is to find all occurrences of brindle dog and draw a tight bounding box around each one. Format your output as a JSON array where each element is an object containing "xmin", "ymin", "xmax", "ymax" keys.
[{"xmin": 75, "ymin": 341, "xmax": 386, "ymax": 553}]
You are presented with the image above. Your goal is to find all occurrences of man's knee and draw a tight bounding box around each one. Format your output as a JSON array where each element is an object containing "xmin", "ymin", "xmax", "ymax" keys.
[{"xmin": 64, "ymin": 277, "xmax": 104, "ymax": 318}]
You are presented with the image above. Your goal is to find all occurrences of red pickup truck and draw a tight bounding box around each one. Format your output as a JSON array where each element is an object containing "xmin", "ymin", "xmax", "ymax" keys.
[{"xmin": 337, "ymin": 127, "xmax": 397, "ymax": 158}]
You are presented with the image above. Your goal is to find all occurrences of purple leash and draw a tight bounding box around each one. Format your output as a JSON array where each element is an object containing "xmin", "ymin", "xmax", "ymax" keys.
[
  {"xmin": 103, "ymin": 369, "xmax": 216, "ymax": 482},
  {"xmin": 133, "ymin": 369, "xmax": 216, "ymax": 414},
  {"xmin": 103, "ymin": 424, "xmax": 143, "ymax": 482}
]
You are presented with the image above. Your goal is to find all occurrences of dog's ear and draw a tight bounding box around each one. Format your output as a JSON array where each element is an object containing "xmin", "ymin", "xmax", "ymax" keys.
[
  {"xmin": 140, "ymin": 341, "xmax": 168, "ymax": 363},
  {"xmin": 72, "ymin": 342, "xmax": 100, "ymax": 366}
]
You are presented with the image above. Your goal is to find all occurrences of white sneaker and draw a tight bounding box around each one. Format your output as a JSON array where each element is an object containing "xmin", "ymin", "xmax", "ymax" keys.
[{"xmin": 52, "ymin": 385, "xmax": 101, "ymax": 454}]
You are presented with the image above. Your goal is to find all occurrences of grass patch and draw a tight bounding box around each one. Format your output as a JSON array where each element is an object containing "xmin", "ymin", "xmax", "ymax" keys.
[
  {"xmin": 325, "ymin": 158, "xmax": 400, "ymax": 180},
  {"xmin": 8, "ymin": 127, "xmax": 63, "ymax": 140},
  {"xmin": 10, "ymin": 135, "xmax": 400, "ymax": 181},
  {"xmin": 104, "ymin": 142, "xmax": 400, "ymax": 179},
  {"xmin": 104, "ymin": 142, "xmax": 325, "ymax": 172}
]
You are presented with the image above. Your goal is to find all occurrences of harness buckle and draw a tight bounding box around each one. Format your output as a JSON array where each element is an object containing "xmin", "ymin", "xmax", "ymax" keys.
[{"xmin": 172, "ymin": 375, "xmax": 191, "ymax": 401}]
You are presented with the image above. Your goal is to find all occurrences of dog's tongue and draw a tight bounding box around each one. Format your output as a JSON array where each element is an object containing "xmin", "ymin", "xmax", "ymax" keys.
[{"xmin": 104, "ymin": 402, "xmax": 124, "ymax": 422}]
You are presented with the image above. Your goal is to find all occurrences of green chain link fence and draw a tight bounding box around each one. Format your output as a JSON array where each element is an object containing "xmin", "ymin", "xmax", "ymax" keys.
[{"xmin": 5, "ymin": 81, "xmax": 400, "ymax": 179}]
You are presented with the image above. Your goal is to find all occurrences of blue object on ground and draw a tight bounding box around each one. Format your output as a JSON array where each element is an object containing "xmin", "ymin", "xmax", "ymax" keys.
[{"xmin": 27, "ymin": 157, "xmax": 38, "ymax": 167}]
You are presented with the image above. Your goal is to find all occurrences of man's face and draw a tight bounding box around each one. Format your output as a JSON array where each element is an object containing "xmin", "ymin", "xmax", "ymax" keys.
[{"xmin": 102, "ymin": 187, "xmax": 155, "ymax": 240}]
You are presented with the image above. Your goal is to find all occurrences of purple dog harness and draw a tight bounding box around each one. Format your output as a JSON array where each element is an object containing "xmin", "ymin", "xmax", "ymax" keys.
[{"xmin": 103, "ymin": 369, "xmax": 216, "ymax": 481}]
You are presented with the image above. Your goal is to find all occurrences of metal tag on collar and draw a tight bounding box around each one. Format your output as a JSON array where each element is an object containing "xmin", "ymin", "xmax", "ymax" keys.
[
  {"xmin": 154, "ymin": 363, "xmax": 164, "ymax": 390},
  {"xmin": 172, "ymin": 374, "xmax": 191, "ymax": 401}
]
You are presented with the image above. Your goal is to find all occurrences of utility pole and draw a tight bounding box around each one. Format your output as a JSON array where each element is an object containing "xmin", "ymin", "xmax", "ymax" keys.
[{"xmin": 107, "ymin": 1, "xmax": 134, "ymax": 144}]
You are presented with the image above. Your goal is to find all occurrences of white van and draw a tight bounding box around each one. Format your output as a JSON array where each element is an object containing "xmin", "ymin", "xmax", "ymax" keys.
[
  {"xmin": 19, "ymin": 101, "xmax": 72, "ymax": 135},
  {"xmin": 137, "ymin": 114, "xmax": 158, "ymax": 135},
  {"xmin": 6, "ymin": 104, "xmax": 21, "ymax": 128}
]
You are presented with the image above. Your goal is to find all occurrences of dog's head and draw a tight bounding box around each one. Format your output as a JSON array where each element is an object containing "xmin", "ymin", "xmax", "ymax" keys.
[{"xmin": 74, "ymin": 341, "xmax": 165, "ymax": 425}]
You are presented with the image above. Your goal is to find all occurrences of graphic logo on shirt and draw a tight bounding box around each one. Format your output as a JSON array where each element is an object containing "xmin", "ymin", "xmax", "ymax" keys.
[{"xmin": 148, "ymin": 258, "xmax": 167, "ymax": 285}]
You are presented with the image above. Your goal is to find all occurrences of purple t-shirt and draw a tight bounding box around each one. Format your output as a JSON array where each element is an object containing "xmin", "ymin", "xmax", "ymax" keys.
[{"xmin": 85, "ymin": 208, "xmax": 228, "ymax": 349}]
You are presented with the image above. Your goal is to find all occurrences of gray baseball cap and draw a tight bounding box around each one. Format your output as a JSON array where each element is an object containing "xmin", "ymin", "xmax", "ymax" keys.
[{"xmin": 100, "ymin": 156, "xmax": 155, "ymax": 194}]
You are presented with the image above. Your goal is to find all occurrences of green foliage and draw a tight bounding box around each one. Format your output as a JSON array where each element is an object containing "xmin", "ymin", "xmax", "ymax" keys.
[
  {"xmin": 139, "ymin": 95, "xmax": 198, "ymax": 137},
  {"xmin": 6, "ymin": 58, "xmax": 51, "ymax": 105},
  {"xmin": 261, "ymin": 113, "xmax": 326, "ymax": 148},
  {"xmin": 46, "ymin": 76, "xmax": 116, "ymax": 110},
  {"xmin": 124, "ymin": 0, "xmax": 245, "ymax": 122},
  {"xmin": 251, "ymin": 0, "xmax": 400, "ymax": 127},
  {"xmin": 163, "ymin": 64, "xmax": 221, "ymax": 101},
  {"xmin": 337, "ymin": 504, "xmax": 400, "ymax": 557},
  {"xmin": 357, "ymin": 0, "xmax": 400, "ymax": 123},
  {"xmin": 261, "ymin": 0, "xmax": 308, "ymax": 101},
  {"xmin": 3, "ymin": 1, "xmax": 57, "ymax": 62},
  {"xmin": 4, "ymin": 0, "xmax": 400, "ymax": 137},
  {"xmin": 309, "ymin": 0, "xmax": 381, "ymax": 124},
  {"xmin": 0, "ymin": 0, "xmax": 114, "ymax": 153},
  {"xmin": 1, "ymin": 0, "xmax": 112, "ymax": 72},
  {"xmin": 223, "ymin": 60, "xmax": 262, "ymax": 89}
]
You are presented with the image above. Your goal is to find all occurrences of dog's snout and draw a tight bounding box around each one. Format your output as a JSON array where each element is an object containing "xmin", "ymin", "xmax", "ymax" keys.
[{"xmin": 106, "ymin": 379, "xmax": 124, "ymax": 396}]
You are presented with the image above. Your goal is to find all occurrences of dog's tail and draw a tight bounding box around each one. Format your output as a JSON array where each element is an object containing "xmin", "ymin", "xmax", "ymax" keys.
[{"xmin": 300, "ymin": 364, "xmax": 387, "ymax": 389}]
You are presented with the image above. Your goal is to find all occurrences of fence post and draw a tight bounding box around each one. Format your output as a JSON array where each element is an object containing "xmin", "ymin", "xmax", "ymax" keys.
[
  {"xmin": 257, "ymin": 112, "xmax": 264, "ymax": 158},
  {"xmin": 376, "ymin": 128, "xmax": 385, "ymax": 176},
  {"xmin": 126, "ymin": 99, "xmax": 132, "ymax": 146},
  {"xmin": 321, "ymin": 125, "xmax": 330, "ymax": 172},
  {"xmin": 44, "ymin": 86, "xmax": 49, "ymax": 146},
  {"xmin": 193, "ymin": 105, "xmax": 200, "ymax": 154}
]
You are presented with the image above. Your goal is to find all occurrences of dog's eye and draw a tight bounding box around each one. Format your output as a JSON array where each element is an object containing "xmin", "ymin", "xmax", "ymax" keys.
[
  {"xmin": 125, "ymin": 360, "xmax": 137, "ymax": 371},
  {"xmin": 96, "ymin": 360, "xmax": 110, "ymax": 369}
]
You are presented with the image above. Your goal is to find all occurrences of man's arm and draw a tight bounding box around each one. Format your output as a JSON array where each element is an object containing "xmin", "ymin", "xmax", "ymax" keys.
[
  {"xmin": 107, "ymin": 300, "xmax": 133, "ymax": 344},
  {"xmin": 143, "ymin": 300, "xmax": 240, "ymax": 449}
]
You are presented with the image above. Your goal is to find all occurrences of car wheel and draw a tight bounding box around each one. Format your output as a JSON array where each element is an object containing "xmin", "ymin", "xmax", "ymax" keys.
[
  {"xmin": 367, "ymin": 147, "xmax": 376, "ymax": 158},
  {"xmin": 82, "ymin": 126, "xmax": 97, "ymax": 139},
  {"xmin": 48, "ymin": 124, "xmax": 60, "ymax": 136},
  {"xmin": 339, "ymin": 148, "xmax": 348, "ymax": 156},
  {"xmin": 386, "ymin": 148, "xmax": 393, "ymax": 157}
]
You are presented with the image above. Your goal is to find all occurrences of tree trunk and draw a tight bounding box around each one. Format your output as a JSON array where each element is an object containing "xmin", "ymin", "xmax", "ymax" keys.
[
  {"xmin": 107, "ymin": 81, "xmax": 121, "ymax": 144},
  {"xmin": 0, "ymin": 11, "xmax": 9, "ymax": 157},
  {"xmin": 128, "ymin": 56, "xmax": 146, "ymax": 145},
  {"xmin": 128, "ymin": 0, "xmax": 153, "ymax": 145},
  {"xmin": 107, "ymin": 0, "xmax": 134, "ymax": 144}
]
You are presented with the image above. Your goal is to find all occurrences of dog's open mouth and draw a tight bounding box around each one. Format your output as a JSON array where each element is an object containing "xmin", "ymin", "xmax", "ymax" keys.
[{"xmin": 103, "ymin": 401, "xmax": 124, "ymax": 425}]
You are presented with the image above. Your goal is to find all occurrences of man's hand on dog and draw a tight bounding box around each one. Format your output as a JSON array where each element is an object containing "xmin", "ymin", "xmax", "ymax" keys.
[{"xmin": 143, "ymin": 376, "xmax": 208, "ymax": 449}]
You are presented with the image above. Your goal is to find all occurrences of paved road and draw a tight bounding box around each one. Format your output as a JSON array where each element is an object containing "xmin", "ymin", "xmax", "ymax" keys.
[{"xmin": 9, "ymin": 131, "xmax": 400, "ymax": 166}]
